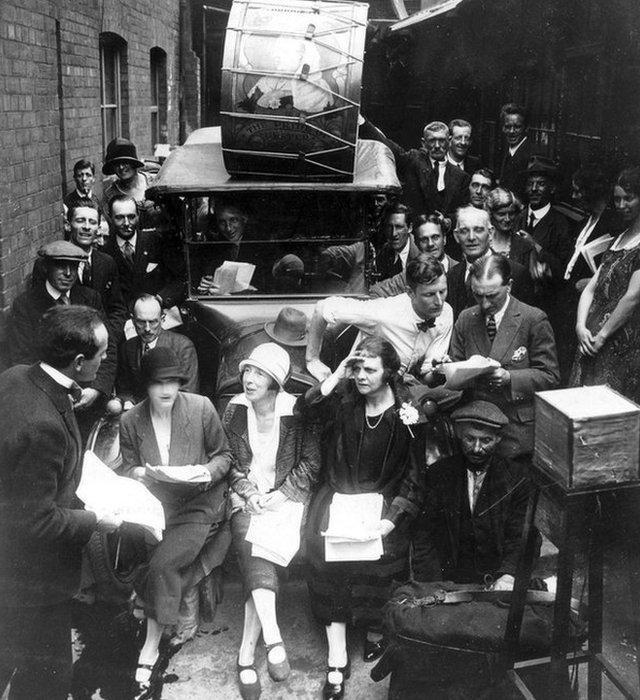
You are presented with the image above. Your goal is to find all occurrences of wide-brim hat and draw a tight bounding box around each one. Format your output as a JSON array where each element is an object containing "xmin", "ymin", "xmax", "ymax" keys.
[
  {"xmin": 520, "ymin": 155, "xmax": 558, "ymax": 179},
  {"xmin": 141, "ymin": 346, "xmax": 189, "ymax": 386},
  {"xmin": 39, "ymin": 240, "xmax": 88, "ymax": 262},
  {"xmin": 239, "ymin": 342, "xmax": 291, "ymax": 389},
  {"xmin": 451, "ymin": 400, "xmax": 508, "ymax": 429},
  {"xmin": 264, "ymin": 307, "xmax": 307, "ymax": 347},
  {"xmin": 102, "ymin": 138, "xmax": 145, "ymax": 175}
]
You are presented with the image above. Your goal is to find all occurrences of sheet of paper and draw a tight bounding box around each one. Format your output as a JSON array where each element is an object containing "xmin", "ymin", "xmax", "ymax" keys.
[
  {"xmin": 146, "ymin": 464, "xmax": 210, "ymax": 483},
  {"xmin": 78, "ymin": 451, "xmax": 165, "ymax": 541},
  {"xmin": 437, "ymin": 354, "xmax": 501, "ymax": 390},
  {"xmin": 325, "ymin": 536, "xmax": 383, "ymax": 562},
  {"xmin": 245, "ymin": 500, "xmax": 304, "ymax": 567},
  {"xmin": 582, "ymin": 234, "xmax": 613, "ymax": 274},
  {"xmin": 322, "ymin": 493, "xmax": 383, "ymax": 562},
  {"xmin": 213, "ymin": 260, "xmax": 256, "ymax": 293}
]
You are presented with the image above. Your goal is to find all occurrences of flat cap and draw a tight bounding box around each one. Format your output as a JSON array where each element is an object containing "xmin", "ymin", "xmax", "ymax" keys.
[
  {"xmin": 522, "ymin": 154, "xmax": 557, "ymax": 177},
  {"xmin": 451, "ymin": 400, "xmax": 508, "ymax": 429},
  {"xmin": 38, "ymin": 241, "xmax": 87, "ymax": 262},
  {"xmin": 272, "ymin": 254, "xmax": 304, "ymax": 277}
]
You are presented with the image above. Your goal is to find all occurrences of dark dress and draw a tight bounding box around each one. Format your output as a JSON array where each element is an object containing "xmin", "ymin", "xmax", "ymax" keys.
[
  {"xmin": 299, "ymin": 382, "xmax": 425, "ymax": 628},
  {"xmin": 570, "ymin": 243, "xmax": 640, "ymax": 403}
]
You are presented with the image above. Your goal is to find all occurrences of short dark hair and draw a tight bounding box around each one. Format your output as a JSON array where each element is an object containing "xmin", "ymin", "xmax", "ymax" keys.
[
  {"xmin": 616, "ymin": 167, "xmax": 640, "ymax": 200},
  {"xmin": 384, "ymin": 202, "xmax": 412, "ymax": 226},
  {"xmin": 413, "ymin": 213, "xmax": 442, "ymax": 230},
  {"xmin": 572, "ymin": 164, "xmax": 611, "ymax": 208},
  {"xmin": 406, "ymin": 254, "xmax": 445, "ymax": 291},
  {"xmin": 67, "ymin": 203, "xmax": 101, "ymax": 223},
  {"xmin": 448, "ymin": 118, "xmax": 472, "ymax": 133},
  {"xmin": 108, "ymin": 193, "xmax": 138, "ymax": 216},
  {"xmin": 472, "ymin": 167, "xmax": 496, "ymax": 187},
  {"xmin": 500, "ymin": 102, "xmax": 528, "ymax": 127},
  {"xmin": 354, "ymin": 335, "xmax": 401, "ymax": 384},
  {"xmin": 470, "ymin": 254, "xmax": 512, "ymax": 285},
  {"xmin": 73, "ymin": 159, "xmax": 95, "ymax": 176},
  {"xmin": 38, "ymin": 305, "xmax": 103, "ymax": 369}
]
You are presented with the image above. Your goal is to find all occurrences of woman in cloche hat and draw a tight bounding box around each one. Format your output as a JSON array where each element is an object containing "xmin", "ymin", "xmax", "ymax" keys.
[
  {"xmin": 222, "ymin": 342, "xmax": 320, "ymax": 699},
  {"xmin": 119, "ymin": 347, "xmax": 232, "ymax": 698}
]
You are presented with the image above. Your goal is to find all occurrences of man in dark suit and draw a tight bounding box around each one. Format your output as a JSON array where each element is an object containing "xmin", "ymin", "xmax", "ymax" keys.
[
  {"xmin": 376, "ymin": 203, "xmax": 421, "ymax": 281},
  {"xmin": 447, "ymin": 119, "xmax": 481, "ymax": 175},
  {"xmin": 446, "ymin": 206, "xmax": 533, "ymax": 318},
  {"xmin": 103, "ymin": 194, "xmax": 185, "ymax": 312},
  {"xmin": 117, "ymin": 294, "xmax": 199, "ymax": 406},
  {"xmin": 445, "ymin": 254, "xmax": 559, "ymax": 460},
  {"xmin": 412, "ymin": 400, "xmax": 533, "ymax": 588},
  {"xmin": 0, "ymin": 305, "xmax": 120, "ymax": 699},
  {"xmin": 498, "ymin": 103, "xmax": 537, "ymax": 198},
  {"xmin": 9, "ymin": 242, "xmax": 117, "ymax": 413}
]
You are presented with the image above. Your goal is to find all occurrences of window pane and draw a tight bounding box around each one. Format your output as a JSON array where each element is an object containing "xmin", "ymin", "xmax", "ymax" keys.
[
  {"xmin": 102, "ymin": 48, "xmax": 118, "ymax": 105},
  {"xmin": 150, "ymin": 62, "xmax": 159, "ymax": 106},
  {"xmin": 151, "ymin": 111, "xmax": 158, "ymax": 146},
  {"xmin": 103, "ymin": 107, "xmax": 118, "ymax": 144}
]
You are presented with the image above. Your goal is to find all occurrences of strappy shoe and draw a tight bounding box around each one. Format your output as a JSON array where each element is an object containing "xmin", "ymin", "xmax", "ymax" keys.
[
  {"xmin": 265, "ymin": 640, "xmax": 290, "ymax": 682},
  {"xmin": 322, "ymin": 657, "xmax": 351, "ymax": 700},
  {"xmin": 237, "ymin": 661, "xmax": 261, "ymax": 700},
  {"xmin": 133, "ymin": 660, "xmax": 159, "ymax": 700}
]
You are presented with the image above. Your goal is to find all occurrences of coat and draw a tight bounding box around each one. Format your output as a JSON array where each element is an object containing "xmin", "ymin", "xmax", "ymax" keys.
[
  {"xmin": 0, "ymin": 365, "xmax": 97, "ymax": 607},
  {"xmin": 103, "ymin": 229, "xmax": 186, "ymax": 311},
  {"xmin": 412, "ymin": 453, "xmax": 534, "ymax": 582},
  {"xmin": 498, "ymin": 137, "xmax": 537, "ymax": 198},
  {"xmin": 119, "ymin": 392, "xmax": 231, "ymax": 526},
  {"xmin": 222, "ymin": 394, "xmax": 321, "ymax": 505},
  {"xmin": 376, "ymin": 238, "xmax": 421, "ymax": 282},
  {"xmin": 117, "ymin": 330, "xmax": 200, "ymax": 404},
  {"xmin": 449, "ymin": 296, "xmax": 560, "ymax": 457},
  {"xmin": 8, "ymin": 280, "xmax": 117, "ymax": 396}
]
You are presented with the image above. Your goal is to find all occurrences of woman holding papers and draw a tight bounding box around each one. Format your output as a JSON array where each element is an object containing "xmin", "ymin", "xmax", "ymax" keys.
[
  {"xmin": 571, "ymin": 166, "xmax": 640, "ymax": 403},
  {"xmin": 120, "ymin": 347, "xmax": 231, "ymax": 698},
  {"xmin": 299, "ymin": 336, "xmax": 425, "ymax": 700},
  {"xmin": 223, "ymin": 342, "xmax": 320, "ymax": 699}
]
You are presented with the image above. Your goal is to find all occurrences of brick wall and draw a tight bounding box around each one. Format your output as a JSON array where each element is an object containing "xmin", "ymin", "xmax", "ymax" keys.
[{"xmin": 0, "ymin": 0, "xmax": 197, "ymax": 358}]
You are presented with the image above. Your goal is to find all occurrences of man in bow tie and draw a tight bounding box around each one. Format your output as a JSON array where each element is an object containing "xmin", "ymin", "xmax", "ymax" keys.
[
  {"xmin": 442, "ymin": 254, "xmax": 559, "ymax": 460},
  {"xmin": 306, "ymin": 256, "xmax": 453, "ymax": 384},
  {"xmin": 412, "ymin": 400, "xmax": 536, "ymax": 590}
]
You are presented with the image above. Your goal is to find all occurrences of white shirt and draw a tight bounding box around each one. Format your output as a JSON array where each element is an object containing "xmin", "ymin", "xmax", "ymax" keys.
[
  {"xmin": 447, "ymin": 153, "xmax": 464, "ymax": 170},
  {"xmin": 467, "ymin": 469, "xmax": 487, "ymax": 513},
  {"xmin": 117, "ymin": 233, "xmax": 137, "ymax": 254},
  {"xmin": 564, "ymin": 212, "xmax": 602, "ymax": 280},
  {"xmin": 490, "ymin": 294, "xmax": 511, "ymax": 330},
  {"xmin": 508, "ymin": 136, "xmax": 528, "ymax": 157},
  {"xmin": 321, "ymin": 293, "xmax": 454, "ymax": 377},
  {"xmin": 527, "ymin": 203, "xmax": 551, "ymax": 227},
  {"xmin": 45, "ymin": 280, "xmax": 69, "ymax": 303},
  {"xmin": 40, "ymin": 362, "xmax": 74, "ymax": 391},
  {"xmin": 430, "ymin": 158, "xmax": 446, "ymax": 192},
  {"xmin": 151, "ymin": 416, "xmax": 171, "ymax": 466},
  {"xmin": 396, "ymin": 237, "xmax": 411, "ymax": 270},
  {"xmin": 439, "ymin": 254, "xmax": 451, "ymax": 274}
]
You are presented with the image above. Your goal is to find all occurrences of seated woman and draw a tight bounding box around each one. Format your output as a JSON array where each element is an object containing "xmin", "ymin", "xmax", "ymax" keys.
[
  {"xmin": 120, "ymin": 347, "xmax": 231, "ymax": 698},
  {"xmin": 298, "ymin": 336, "xmax": 426, "ymax": 699},
  {"xmin": 223, "ymin": 342, "xmax": 321, "ymax": 699}
]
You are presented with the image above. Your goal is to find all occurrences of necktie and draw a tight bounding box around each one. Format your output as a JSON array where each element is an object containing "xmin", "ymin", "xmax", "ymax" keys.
[
  {"xmin": 67, "ymin": 381, "xmax": 83, "ymax": 404},
  {"xmin": 436, "ymin": 161, "xmax": 446, "ymax": 192},
  {"xmin": 56, "ymin": 295, "xmax": 70, "ymax": 306},
  {"xmin": 143, "ymin": 342, "xmax": 150, "ymax": 356},
  {"xmin": 392, "ymin": 255, "xmax": 403, "ymax": 275},
  {"xmin": 83, "ymin": 258, "xmax": 92, "ymax": 286},
  {"xmin": 471, "ymin": 470, "xmax": 484, "ymax": 511},
  {"xmin": 417, "ymin": 318, "xmax": 436, "ymax": 332},
  {"xmin": 123, "ymin": 241, "xmax": 134, "ymax": 266},
  {"xmin": 528, "ymin": 211, "xmax": 536, "ymax": 231},
  {"xmin": 486, "ymin": 314, "xmax": 497, "ymax": 342}
]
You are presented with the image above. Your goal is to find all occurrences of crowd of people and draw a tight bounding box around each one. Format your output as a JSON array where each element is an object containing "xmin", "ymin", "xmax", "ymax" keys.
[{"xmin": 1, "ymin": 99, "xmax": 640, "ymax": 700}]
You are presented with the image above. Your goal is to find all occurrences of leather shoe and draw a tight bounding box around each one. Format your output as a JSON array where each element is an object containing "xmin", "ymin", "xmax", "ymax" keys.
[
  {"xmin": 265, "ymin": 641, "xmax": 290, "ymax": 682},
  {"xmin": 363, "ymin": 636, "xmax": 386, "ymax": 662},
  {"xmin": 237, "ymin": 661, "xmax": 261, "ymax": 700},
  {"xmin": 322, "ymin": 657, "xmax": 351, "ymax": 700}
]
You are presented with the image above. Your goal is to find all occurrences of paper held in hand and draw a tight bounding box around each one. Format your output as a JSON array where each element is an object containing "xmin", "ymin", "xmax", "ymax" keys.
[
  {"xmin": 438, "ymin": 354, "xmax": 501, "ymax": 390},
  {"xmin": 77, "ymin": 451, "xmax": 165, "ymax": 541},
  {"xmin": 245, "ymin": 500, "xmax": 304, "ymax": 567},
  {"xmin": 322, "ymin": 492, "xmax": 384, "ymax": 562},
  {"xmin": 146, "ymin": 464, "xmax": 211, "ymax": 483},
  {"xmin": 213, "ymin": 261, "xmax": 256, "ymax": 294}
]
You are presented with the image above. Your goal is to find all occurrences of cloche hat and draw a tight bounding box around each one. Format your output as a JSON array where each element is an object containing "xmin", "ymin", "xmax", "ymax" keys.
[
  {"xmin": 102, "ymin": 138, "xmax": 145, "ymax": 175},
  {"xmin": 239, "ymin": 342, "xmax": 291, "ymax": 389}
]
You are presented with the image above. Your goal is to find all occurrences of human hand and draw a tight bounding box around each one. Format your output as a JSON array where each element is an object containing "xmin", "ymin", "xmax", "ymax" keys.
[
  {"xmin": 131, "ymin": 466, "xmax": 147, "ymax": 482},
  {"xmin": 431, "ymin": 354, "xmax": 451, "ymax": 373},
  {"xmin": 576, "ymin": 324, "xmax": 597, "ymax": 356},
  {"xmin": 306, "ymin": 358, "xmax": 332, "ymax": 382},
  {"xmin": 74, "ymin": 387, "xmax": 101, "ymax": 411},
  {"xmin": 258, "ymin": 491, "xmax": 287, "ymax": 511},
  {"xmin": 486, "ymin": 367, "xmax": 510, "ymax": 390},
  {"xmin": 492, "ymin": 574, "xmax": 515, "ymax": 591},
  {"xmin": 246, "ymin": 494, "xmax": 264, "ymax": 515},
  {"xmin": 377, "ymin": 519, "xmax": 395, "ymax": 538},
  {"xmin": 123, "ymin": 400, "xmax": 135, "ymax": 411},
  {"xmin": 593, "ymin": 332, "xmax": 607, "ymax": 354}
]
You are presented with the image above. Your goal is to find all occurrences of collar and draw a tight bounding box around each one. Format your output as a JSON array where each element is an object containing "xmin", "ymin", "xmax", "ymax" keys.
[
  {"xmin": 528, "ymin": 202, "xmax": 551, "ymax": 221},
  {"xmin": 446, "ymin": 153, "xmax": 463, "ymax": 169},
  {"xmin": 45, "ymin": 279, "xmax": 69, "ymax": 301},
  {"xmin": 396, "ymin": 237, "xmax": 412, "ymax": 265},
  {"xmin": 508, "ymin": 136, "xmax": 528, "ymax": 156},
  {"xmin": 430, "ymin": 157, "xmax": 446, "ymax": 170},
  {"xmin": 464, "ymin": 248, "xmax": 491, "ymax": 276},
  {"xmin": 117, "ymin": 233, "xmax": 137, "ymax": 250},
  {"xmin": 228, "ymin": 390, "xmax": 297, "ymax": 418},
  {"xmin": 75, "ymin": 188, "xmax": 93, "ymax": 199},
  {"xmin": 39, "ymin": 362, "xmax": 75, "ymax": 390},
  {"xmin": 488, "ymin": 294, "xmax": 511, "ymax": 327}
]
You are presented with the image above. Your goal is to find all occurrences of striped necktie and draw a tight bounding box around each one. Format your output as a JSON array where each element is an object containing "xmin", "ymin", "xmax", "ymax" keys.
[{"xmin": 486, "ymin": 314, "xmax": 497, "ymax": 342}]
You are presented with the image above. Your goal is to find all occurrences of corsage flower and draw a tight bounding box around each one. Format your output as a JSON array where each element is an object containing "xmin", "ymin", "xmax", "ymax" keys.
[
  {"xmin": 511, "ymin": 346, "xmax": 527, "ymax": 362},
  {"xmin": 398, "ymin": 401, "xmax": 420, "ymax": 438}
]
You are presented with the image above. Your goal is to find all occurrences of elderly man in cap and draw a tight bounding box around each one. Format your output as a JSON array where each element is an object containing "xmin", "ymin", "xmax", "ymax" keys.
[
  {"xmin": 8, "ymin": 241, "xmax": 117, "ymax": 413},
  {"xmin": 117, "ymin": 294, "xmax": 199, "ymax": 408},
  {"xmin": 412, "ymin": 400, "xmax": 535, "ymax": 590}
]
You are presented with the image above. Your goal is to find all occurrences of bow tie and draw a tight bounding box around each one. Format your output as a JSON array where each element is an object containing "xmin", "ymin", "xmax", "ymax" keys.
[
  {"xmin": 417, "ymin": 318, "xmax": 436, "ymax": 332},
  {"xmin": 67, "ymin": 382, "xmax": 83, "ymax": 404}
]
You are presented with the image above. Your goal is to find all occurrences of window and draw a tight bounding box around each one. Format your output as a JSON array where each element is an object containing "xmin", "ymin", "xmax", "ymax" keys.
[
  {"xmin": 100, "ymin": 33, "xmax": 128, "ymax": 152},
  {"xmin": 150, "ymin": 48, "xmax": 168, "ymax": 149}
]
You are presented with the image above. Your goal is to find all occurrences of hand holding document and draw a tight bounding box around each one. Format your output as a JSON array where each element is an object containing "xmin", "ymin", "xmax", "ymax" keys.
[
  {"xmin": 322, "ymin": 493, "xmax": 384, "ymax": 562},
  {"xmin": 245, "ymin": 500, "xmax": 304, "ymax": 567},
  {"xmin": 435, "ymin": 354, "xmax": 501, "ymax": 390},
  {"xmin": 145, "ymin": 464, "xmax": 211, "ymax": 484},
  {"xmin": 78, "ymin": 451, "xmax": 165, "ymax": 541}
]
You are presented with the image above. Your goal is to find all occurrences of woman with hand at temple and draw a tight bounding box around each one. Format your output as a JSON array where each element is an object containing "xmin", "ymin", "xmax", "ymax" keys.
[
  {"xmin": 571, "ymin": 166, "xmax": 640, "ymax": 403},
  {"xmin": 298, "ymin": 336, "xmax": 425, "ymax": 699},
  {"xmin": 223, "ymin": 342, "xmax": 320, "ymax": 699},
  {"xmin": 119, "ymin": 346, "xmax": 231, "ymax": 698}
]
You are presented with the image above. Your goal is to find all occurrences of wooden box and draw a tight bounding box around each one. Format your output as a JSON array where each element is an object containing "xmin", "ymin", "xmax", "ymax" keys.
[{"xmin": 534, "ymin": 386, "xmax": 640, "ymax": 490}]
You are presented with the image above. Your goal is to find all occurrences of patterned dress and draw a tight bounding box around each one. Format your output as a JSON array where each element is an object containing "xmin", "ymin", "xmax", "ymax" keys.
[{"xmin": 570, "ymin": 243, "xmax": 640, "ymax": 403}]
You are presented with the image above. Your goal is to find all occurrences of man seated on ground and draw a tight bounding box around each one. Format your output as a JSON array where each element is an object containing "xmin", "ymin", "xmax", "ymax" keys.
[
  {"xmin": 306, "ymin": 256, "xmax": 452, "ymax": 384},
  {"xmin": 412, "ymin": 400, "xmax": 534, "ymax": 589},
  {"xmin": 436, "ymin": 254, "xmax": 559, "ymax": 461},
  {"xmin": 117, "ymin": 294, "xmax": 199, "ymax": 407},
  {"xmin": 371, "ymin": 214, "xmax": 458, "ymax": 297}
]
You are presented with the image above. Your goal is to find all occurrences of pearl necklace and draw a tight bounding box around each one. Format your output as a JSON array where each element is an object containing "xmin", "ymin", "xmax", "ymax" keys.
[{"xmin": 365, "ymin": 412, "xmax": 384, "ymax": 429}]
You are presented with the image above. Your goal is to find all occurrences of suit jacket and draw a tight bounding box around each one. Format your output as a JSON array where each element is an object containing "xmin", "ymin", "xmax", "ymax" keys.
[
  {"xmin": 117, "ymin": 330, "xmax": 200, "ymax": 404},
  {"xmin": 63, "ymin": 190, "xmax": 102, "ymax": 214},
  {"xmin": 449, "ymin": 153, "xmax": 481, "ymax": 175},
  {"xmin": 376, "ymin": 238, "xmax": 421, "ymax": 281},
  {"xmin": 446, "ymin": 255, "xmax": 534, "ymax": 319},
  {"xmin": 370, "ymin": 253, "xmax": 458, "ymax": 298},
  {"xmin": 498, "ymin": 137, "xmax": 536, "ymax": 197},
  {"xmin": 103, "ymin": 229, "xmax": 186, "ymax": 311},
  {"xmin": 119, "ymin": 392, "xmax": 231, "ymax": 525},
  {"xmin": 8, "ymin": 280, "xmax": 117, "ymax": 396},
  {"xmin": 223, "ymin": 395, "xmax": 321, "ymax": 504},
  {"xmin": 412, "ymin": 453, "xmax": 534, "ymax": 582},
  {"xmin": 449, "ymin": 297, "xmax": 560, "ymax": 457},
  {"xmin": 521, "ymin": 206, "xmax": 574, "ymax": 283},
  {"xmin": 0, "ymin": 365, "xmax": 97, "ymax": 606}
]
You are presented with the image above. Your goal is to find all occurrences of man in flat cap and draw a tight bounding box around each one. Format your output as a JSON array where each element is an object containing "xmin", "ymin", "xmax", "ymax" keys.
[
  {"xmin": 412, "ymin": 400, "xmax": 535, "ymax": 590},
  {"xmin": 8, "ymin": 241, "xmax": 117, "ymax": 414}
]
